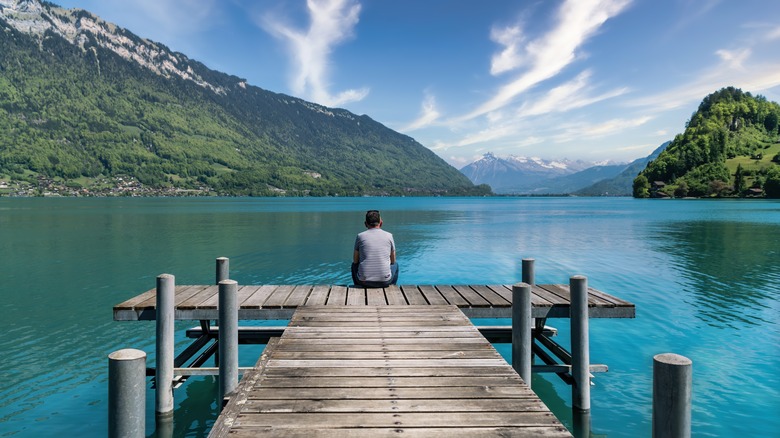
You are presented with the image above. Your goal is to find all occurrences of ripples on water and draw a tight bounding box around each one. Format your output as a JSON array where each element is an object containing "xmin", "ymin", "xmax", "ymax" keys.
[{"xmin": 0, "ymin": 197, "xmax": 778, "ymax": 437}]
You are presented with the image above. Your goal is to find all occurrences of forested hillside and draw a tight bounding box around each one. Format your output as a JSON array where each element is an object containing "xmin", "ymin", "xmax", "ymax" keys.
[
  {"xmin": 0, "ymin": 1, "xmax": 489, "ymax": 196},
  {"xmin": 634, "ymin": 87, "xmax": 780, "ymax": 198}
]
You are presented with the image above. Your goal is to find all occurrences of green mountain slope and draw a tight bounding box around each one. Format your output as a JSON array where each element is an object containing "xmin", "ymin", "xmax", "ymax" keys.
[
  {"xmin": 633, "ymin": 87, "xmax": 780, "ymax": 198},
  {"xmin": 0, "ymin": 2, "xmax": 489, "ymax": 196},
  {"xmin": 576, "ymin": 141, "xmax": 668, "ymax": 196}
]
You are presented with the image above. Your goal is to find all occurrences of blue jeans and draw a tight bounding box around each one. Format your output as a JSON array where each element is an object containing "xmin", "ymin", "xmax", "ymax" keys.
[{"xmin": 351, "ymin": 262, "xmax": 399, "ymax": 287}]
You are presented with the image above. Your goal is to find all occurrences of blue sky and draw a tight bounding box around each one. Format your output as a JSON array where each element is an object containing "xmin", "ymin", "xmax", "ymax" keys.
[{"xmin": 54, "ymin": 0, "xmax": 780, "ymax": 167}]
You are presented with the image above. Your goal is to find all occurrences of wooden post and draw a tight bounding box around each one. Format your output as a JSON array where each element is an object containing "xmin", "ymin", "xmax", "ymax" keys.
[
  {"xmin": 512, "ymin": 283, "xmax": 533, "ymax": 386},
  {"xmin": 570, "ymin": 275, "xmax": 590, "ymax": 413},
  {"xmin": 216, "ymin": 257, "xmax": 229, "ymax": 284},
  {"xmin": 218, "ymin": 279, "xmax": 239, "ymax": 405},
  {"xmin": 653, "ymin": 353, "xmax": 692, "ymax": 438},
  {"xmin": 521, "ymin": 258, "xmax": 535, "ymax": 286},
  {"xmin": 155, "ymin": 274, "xmax": 175, "ymax": 418},
  {"xmin": 108, "ymin": 349, "xmax": 146, "ymax": 438}
]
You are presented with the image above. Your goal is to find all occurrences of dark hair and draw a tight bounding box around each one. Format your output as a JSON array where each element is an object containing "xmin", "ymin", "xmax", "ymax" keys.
[{"xmin": 365, "ymin": 210, "xmax": 381, "ymax": 226}]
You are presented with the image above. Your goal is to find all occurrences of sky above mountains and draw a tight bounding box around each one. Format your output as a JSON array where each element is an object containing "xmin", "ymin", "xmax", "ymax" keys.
[{"xmin": 54, "ymin": 0, "xmax": 780, "ymax": 167}]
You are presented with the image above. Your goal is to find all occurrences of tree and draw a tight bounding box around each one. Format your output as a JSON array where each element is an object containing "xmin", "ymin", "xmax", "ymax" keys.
[
  {"xmin": 674, "ymin": 180, "xmax": 689, "ymax": 198},
  {"xmin": 734, "ymin": 163, "xmax": 746, "ymax": 195},
  {"xmin": 633, "ymin": 175, "xmax": 650, "ymax": 198},
  {"xmin": 765, "ymin": 167, "xmax": 780, "ymax": 198},
  {"xmin": 764, "ymin": 112, "xmax": 779, "ymax": 132}
]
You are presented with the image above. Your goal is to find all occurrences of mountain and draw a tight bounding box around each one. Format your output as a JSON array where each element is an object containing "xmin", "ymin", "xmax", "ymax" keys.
[
  {"xmin": 0, "ymin": 0, "xmax": 490, "ymax": 196},
  {"xmin": 459, "ymin": 153, "xmax": 593, "ymax": 194},
  {"xmin": 633, "ymin": 87, "xmax": 780, "ymax": 198},
  {"xmin": 575, "ymin": 142, "xmax": 669, "ymax": 196}
]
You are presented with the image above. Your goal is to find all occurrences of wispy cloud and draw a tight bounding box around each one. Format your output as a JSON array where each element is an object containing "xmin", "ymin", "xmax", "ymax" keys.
[
  {"xmin": 551, "ymin": 116, "xmax": 652, "ymax": 143},
  {"xmin": 261, "ymin": 0, "xmax": 368, "ymax": 107},
  {"xmin": 462, "ymin": 0, "xmax": 632, "ymax": 121},
  {"xmin": 628, "ymin": 45, "xmax": 780, "ymax": 111},
  {"xmin": 401, "ymin": 91, "xmax": 441, "ymax": 132},
  {"xmin": 516, "ymin": 70, "xmax": 629, "ymax": 117}
]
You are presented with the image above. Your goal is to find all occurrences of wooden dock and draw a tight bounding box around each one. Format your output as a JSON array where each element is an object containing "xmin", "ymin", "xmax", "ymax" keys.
[
  {"xmin": 114, "ymin": 283, "xmax": 635, "ymax": 321},
  {"xmin": 208, "ymin": 305, "xmax": 573, "ymax": 437}
]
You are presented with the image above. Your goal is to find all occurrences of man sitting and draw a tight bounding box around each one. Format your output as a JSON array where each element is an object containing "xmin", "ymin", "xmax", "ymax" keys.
[{"xmin": 351, "ymin": 210, "xmax": 399, "ymax": 287}]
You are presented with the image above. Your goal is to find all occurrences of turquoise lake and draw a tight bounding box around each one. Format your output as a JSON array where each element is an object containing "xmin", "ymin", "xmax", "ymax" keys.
[{"xmin": 1, "ymin": 197, "xmax": 778, "ymax": 437}]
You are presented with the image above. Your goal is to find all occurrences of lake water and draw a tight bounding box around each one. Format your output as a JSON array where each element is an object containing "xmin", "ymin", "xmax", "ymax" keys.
[{"xmin": 0, "ymin": 197, "xmax": 778, "ymax": 437}]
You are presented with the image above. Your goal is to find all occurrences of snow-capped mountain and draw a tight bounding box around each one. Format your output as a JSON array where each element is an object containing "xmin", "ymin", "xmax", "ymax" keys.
[{"xmin": 460, "ymin": 152, "xmax": 599, "ymax": 194}]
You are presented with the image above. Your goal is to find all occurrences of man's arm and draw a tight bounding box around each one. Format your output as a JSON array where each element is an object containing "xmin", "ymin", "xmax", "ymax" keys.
[
  {"xmin": 390, "ymin": 248, "xmax": 396, "ymax": 264},
  {"xmin": 353, "ymin": 249, "xmax": 360, "ymax": 264}
]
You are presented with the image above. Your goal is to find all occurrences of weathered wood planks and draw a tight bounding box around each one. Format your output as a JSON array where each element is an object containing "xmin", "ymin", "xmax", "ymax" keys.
[
  {"xmin": 114, "ymin": 284, "xmax": 635, "ymax": 321},
  {"xmin": 209, "ymin": 305, "xmax": 572, "ymax": 438}
]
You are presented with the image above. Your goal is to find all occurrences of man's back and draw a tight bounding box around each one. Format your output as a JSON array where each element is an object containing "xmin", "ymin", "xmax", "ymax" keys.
[{"xmin": 354, "ymin": 228, "xmax": 395, "ymax": 282}]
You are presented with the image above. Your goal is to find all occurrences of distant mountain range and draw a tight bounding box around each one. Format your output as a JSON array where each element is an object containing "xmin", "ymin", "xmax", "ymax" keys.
[
  {"xmin": 459, "ymin": 152, "xmax": 656, "ymax": 195},
  {"xmin": 0, "ymin": 0, "xmax": 489, "ymax": 196}
]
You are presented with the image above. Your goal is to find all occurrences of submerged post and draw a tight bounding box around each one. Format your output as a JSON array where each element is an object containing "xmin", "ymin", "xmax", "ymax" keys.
[
  {"xmin": 218, "ymin": 279, "xmax": 239, "ymax": 405},
  {"xmin": 521, "ymin": 258, "xmax": 535, "ymax": 286},
  {"xmin": 108, "ymin": 349, "xmax": 146, "ymax": 438},
  {"xmin": 216, "ymin": 257, "xmax": 229, "ymax": 284},
  {"xmin": 653, "ymin": 353, "xmax": 692, "ymax": 438},
  {"xmin": 570, "ymin": 275, "xmax": 590, "ymax": 413},
  {"xmin": 512, "ymin": 283, "xmax": 533, "ymax": 386},
  {"xmin": 155, "ymin": 274, "xmax": 175, "ymax": 418}
]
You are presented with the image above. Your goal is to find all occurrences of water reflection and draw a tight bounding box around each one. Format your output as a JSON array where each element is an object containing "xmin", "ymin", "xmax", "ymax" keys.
[{"xmin": 649, "ymin": 220, "xmax": 780, "ymax": 328}]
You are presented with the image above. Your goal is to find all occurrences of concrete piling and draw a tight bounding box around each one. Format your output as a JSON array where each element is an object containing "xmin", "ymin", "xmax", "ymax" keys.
[
  {"xmin": 218, "ymin": 279, "xmax": 239, "ymax": 405},
  {"xmin": 570, "ymin": 275, "xmax": 590, "ymax": 413},
  {"xmin": 653, "ymin": 353, "xmax": 692, "ymax": 438},
  {"xmin": 108, "ymin": 349, "xmax": 146, "ymax": 438},
  {"xmin": 155, "ymin": 274, "xmax": 175, "ymax": 417},
  {"xmin": 512, "ymin": 282, "xmax": 533, "ymax": 386}
]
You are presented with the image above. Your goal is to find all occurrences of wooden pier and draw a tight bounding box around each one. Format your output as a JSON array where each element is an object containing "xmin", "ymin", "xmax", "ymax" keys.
[
  {"xmin": 208, "ymin": 305, "xmax": 572, "ymax": 437},
  {"xmin": 110, "ymin": 258, "xmax": 636, "ymax": 437},
  {"xmin": 114, "ymin": 283, "xmax": 635, "ymax": 321}
]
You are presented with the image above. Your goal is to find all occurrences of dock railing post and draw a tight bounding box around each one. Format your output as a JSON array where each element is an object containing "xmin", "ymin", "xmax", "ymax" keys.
[
  {"xmin": 108, "ymin": 349, "xmax": 146, "ymax": 438},
  {"xmin": 216, "ymin": 257, "xmax": 229, "ymax": 284},
  {"xmin": 218, "ymin": 279, "xmax": 239, "ymax": 406},
  {"xmin": 653, "ymin": 353, "xmax": 692, "ymax": 438},
  {"xmin": 570, "ymin": 275, "xmax": 590, "ymax": 413},
  {"xmin": 155, "ymin": 274, "xmax": 175, "ymax": 418},
  {"xmin": 521, "ymin": 258, "xmax": 535, "ymax": 286},
  {"xmin": 512, "ymin": 283, "xmax": 533, "ymax": 386}
]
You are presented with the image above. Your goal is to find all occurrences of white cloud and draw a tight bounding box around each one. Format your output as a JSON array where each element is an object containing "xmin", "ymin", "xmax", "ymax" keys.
[
  {"xmin": 462, "ymin": 0, "xmax": 632, "ymax": 121},
  {"xmin": 551, "ymin": 116, "xmax": 652, "ymax": 143},
  {"xmin": 490, "ymin": 25, "xmax": 525, "ymax": 75},
  {"xmin": 400, "ymin": 92, "xmax": 441, "ymax": 132},
  {"xmin": 261, "ymin": 0, "xmax": 368, "ymax": 107},
  {"xmin": 516, "ymin": 70, "xmax": 628, "ymax": 117},
  {"xmin": 716, "ymin": 48, "xmax": 751, "ymax": 69}
]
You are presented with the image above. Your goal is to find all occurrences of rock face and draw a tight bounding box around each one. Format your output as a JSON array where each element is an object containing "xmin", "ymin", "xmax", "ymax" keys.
[{"xmin": 1, "ymin": 0, "xmax": 226, "ymax": 94}]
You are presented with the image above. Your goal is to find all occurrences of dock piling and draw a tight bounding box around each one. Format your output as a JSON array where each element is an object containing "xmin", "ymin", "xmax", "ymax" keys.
[
  {"xmin": 570, "ymin": 275, "xmax": 591, "ymax": 413},
  {"xmin": 216, "ymin": 257, "xmax": 229, "ymax": 284},
  {"xmin": 512, "ymin": 282, "xmax": 533, "ymax": 386},
  {"xmin": 155, "ymin": 274, "xmax": 175, "ymax": 417},
  {"xmin": 522, "ymin": 258, "xmax": 535, "ymax": 286},
  {"xmin": 218, "ymin": 279, "xmax": 239, "ymax": 405},
  {"xmin": 108, "ymin": 349, "xmax": 146, "ymax": 438},
  {"xmin": 653, "ymin": 353, "xmax": 692, "ymax": 438}
]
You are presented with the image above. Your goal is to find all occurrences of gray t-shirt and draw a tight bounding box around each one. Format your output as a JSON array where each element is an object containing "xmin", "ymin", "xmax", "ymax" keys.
[{"xmin": 354, "ymin": 228, "xmax": 395, "ymax": 282}]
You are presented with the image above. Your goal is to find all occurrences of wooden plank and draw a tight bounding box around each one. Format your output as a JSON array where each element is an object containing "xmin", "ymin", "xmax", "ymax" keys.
[
  {"xmin": 303, "ymin": 285, "xmax": 330, "ymax": 306},
  {"xmin": 236, "ymin": 285, "xmax": 264, "ymax": 307},
  {"xmin": 435, "ymin": 285, "xmax": 470, "ymax": 306},
  {"xmin": 495, "ymin": 284, "xmax": 555, "ymax": 307},
  {"xmin": 530, "ymin": 284, "xmax": 571, "ymax": 306},
  {"xmin": 451, "ymin": 285, "xmax": 491, "ymax": 307},
  {"xmin": 262, "ymin": 285, "xmax": 296, "ymax": 308},
  {"xmin": 470, "ymin": 285, "xmax": 511, "ymax": 307},
  {"xmin": 283, "ymin": 285, "xmax": 313, "ymax": 307},
  {"xmin": 114, "ymin": 288, "xmax": 156, "ymax": 310},
  {"xmin": 400, "ymin": 285, "xmax": 428, "ymax": 305},
  {"xmin": 240, "ymin": 285, "xmax": 278, "ymax": 308},
  {"xmin": 366, "ymin": 288, "xmax": 387, "ymax": 306},
  {"xmin": 346, "ymin": 287, "xmax": 366, "ymax": 305},
  {"xmin": 418, "ymin": 285, "xmax": 449, "ymax": 305},
  {"xmin": 240, "ymin": 396, "xmax": 544, "ymax": 411},
  {"xmin": 325, "ymin": 285, "xmax": 347, "ymax": 305},
  {"xmin": 384, "ymin": 284, "xmax": 407, "ymax": 305},
  {"xmin": 229, "ymin": 412, "xmax": 563, "ymax": 428},
  {"xmin": 227, "ymin": 427, "xmax": 571, "ymax": 438}
]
